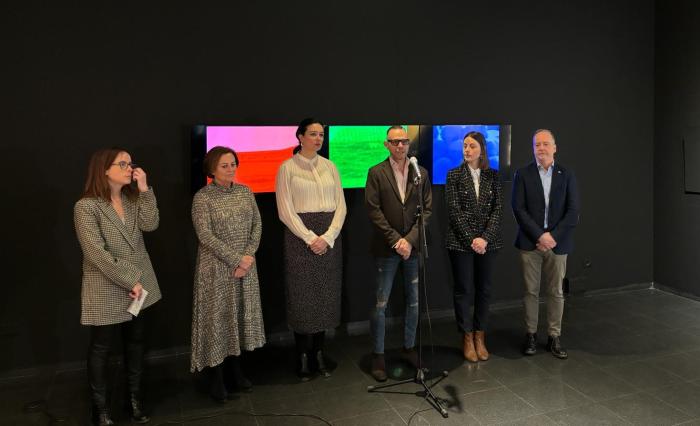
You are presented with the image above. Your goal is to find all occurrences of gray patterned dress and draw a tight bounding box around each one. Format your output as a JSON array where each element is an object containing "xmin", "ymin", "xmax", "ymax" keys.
[{"xmin": 190, "ymin": 182, "xmax": 265, "ymax": 372}]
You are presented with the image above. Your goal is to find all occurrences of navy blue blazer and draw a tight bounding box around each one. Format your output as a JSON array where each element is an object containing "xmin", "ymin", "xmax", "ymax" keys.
[{"xmin": 511, "ymin": 162, "xmax": 580, "ymax": 254}]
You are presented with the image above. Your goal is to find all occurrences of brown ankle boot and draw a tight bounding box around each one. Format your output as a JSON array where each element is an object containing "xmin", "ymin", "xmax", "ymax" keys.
[
  {"xmin": 463, "ymin": 332, "xmax": 478, "ymax": 362},
  {"xmin": 474, "ymin": 331, "xmax": 489, "ymax": 361}
]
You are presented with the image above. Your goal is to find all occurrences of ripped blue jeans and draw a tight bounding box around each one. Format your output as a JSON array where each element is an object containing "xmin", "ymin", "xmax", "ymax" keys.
[{"xmin": 371, "ymin": 254, "xmax": 419, "ymax": 354}]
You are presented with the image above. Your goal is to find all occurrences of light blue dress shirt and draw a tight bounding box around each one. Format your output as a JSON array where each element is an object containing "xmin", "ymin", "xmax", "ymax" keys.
[{"xmin": 537, "ymin": 162, "xmax": 554, "ymax": 229}]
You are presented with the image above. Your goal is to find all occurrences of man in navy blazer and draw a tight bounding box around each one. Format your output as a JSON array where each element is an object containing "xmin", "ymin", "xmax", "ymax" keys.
[{"xmin": 511, "ymin": 129, "xmax": 580, "ymax": 359}]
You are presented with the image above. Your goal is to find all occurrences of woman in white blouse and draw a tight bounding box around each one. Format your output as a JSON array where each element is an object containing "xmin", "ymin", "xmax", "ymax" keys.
[{"xmin": 275, "ymin": 118, "xmax": 346, "ymax": 380}]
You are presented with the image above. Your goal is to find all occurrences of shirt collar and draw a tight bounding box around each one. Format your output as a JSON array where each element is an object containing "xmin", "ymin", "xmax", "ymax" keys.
[
  {"xmin": 389, "ymin": 156, "xmax": 408, "ymax": 170},
  {"xmin": 537, "ymin": 161, "xmax": 555, "ymax": 173}
]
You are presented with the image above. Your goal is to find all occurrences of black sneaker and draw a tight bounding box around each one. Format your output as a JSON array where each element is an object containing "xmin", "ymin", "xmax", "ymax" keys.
[
  {"xmin": 523, "ymin": 333, "xmax": 537, "ymax": 356},
  {"xmin": 547, "ymin": 336, "xmax": 568, "ymax": 359}
]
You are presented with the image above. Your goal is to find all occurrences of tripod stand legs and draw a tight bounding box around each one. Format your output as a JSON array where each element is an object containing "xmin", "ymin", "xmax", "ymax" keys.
[{"xmin": 367, "ymin": 368, "xmax": 450, "ymax": 418}]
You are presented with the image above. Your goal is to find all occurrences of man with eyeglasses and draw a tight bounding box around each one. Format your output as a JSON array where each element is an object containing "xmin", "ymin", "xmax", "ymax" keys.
[{"xmin": 364, "ymin": 125, "xmax": 432, "ymax": 381}]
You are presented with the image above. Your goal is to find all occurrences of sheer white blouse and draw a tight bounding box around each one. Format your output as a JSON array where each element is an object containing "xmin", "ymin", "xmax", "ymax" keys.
[{"xmin": 275, "ymin": 153, "xmax": 347, "ymax": 247}]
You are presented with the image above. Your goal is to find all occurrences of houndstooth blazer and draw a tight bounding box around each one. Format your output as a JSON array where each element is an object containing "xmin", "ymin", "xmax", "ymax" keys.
[
  {"xmin": 445, "ymin": 164, "xmax": 504, "ymax": 252},
  {"xmin": 74, "ymin": 189, "xmax": 162, "ymax": 326}
]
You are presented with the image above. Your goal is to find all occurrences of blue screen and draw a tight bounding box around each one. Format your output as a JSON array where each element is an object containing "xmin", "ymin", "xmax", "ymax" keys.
[{"xmin": 432, "ymin": 125, "xmax": 500, "ymax": 184}]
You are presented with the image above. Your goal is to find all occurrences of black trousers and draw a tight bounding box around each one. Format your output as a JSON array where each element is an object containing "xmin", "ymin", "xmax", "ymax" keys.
[
  {"xmin": 448, "ymin": 250, "xmax": 496, "ymax": 333},
  {"xmin": 87, "ymin": 313, "xmax": 147, "ymax": 408}
]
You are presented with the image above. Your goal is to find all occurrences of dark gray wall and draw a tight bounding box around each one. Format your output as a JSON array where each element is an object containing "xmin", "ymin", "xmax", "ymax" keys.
[
  {"xmin": 655, "ymin": 0, "xmax": 700, "ymax": 297},
  {"xmin": 0, "ymin": 1, "xmax": 654, "ymax": 371}
]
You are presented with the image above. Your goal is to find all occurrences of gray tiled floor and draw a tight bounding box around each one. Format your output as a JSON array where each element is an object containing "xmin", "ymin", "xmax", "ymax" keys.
[{"xmin": 2, "ymin": 288, "xmax": 700, "ymax": 425}]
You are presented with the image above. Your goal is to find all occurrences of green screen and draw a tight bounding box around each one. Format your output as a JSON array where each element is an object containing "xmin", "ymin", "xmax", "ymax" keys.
[{"xmin": 329, "ymin": 125, "xmax": 405, "ymax": 188}]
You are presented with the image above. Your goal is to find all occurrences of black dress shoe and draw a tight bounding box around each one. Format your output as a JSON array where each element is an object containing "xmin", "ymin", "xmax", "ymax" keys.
[
  {"xmin": 523, "ymin": 333, "xmax": 537, "ymax": 356},
  {"xmin": 547, "ymin": 336, "xmax": 568, "ymax": 359}
]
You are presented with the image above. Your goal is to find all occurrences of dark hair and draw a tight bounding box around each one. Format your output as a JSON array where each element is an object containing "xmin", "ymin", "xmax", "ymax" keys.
[
  {"xmin": 386, "ymin": 125, "xmax": 405, "ymax": 136},
  {"xmin": 463, "ymin": 131, "xmax": 490, "ymax": 170},
  {"xmin": 294, "ymin": 118, "xmax": 325, "ymax": 154},
  {"xmin": 203, "ymin": 146, "xmax": 239, "ymax": 178},
  {"xmin": 533, "ymin": 128, "xmax": 556, "ymax": 144},
  {"xmin": 81, "ymin": 147, "xmax": 138, "ymax": 202}
]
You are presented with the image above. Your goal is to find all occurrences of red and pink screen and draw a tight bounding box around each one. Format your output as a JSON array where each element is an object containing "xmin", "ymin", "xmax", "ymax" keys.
[{"xmin": 206, "ymin": 126, "xmax": 297, "ymax": 193}]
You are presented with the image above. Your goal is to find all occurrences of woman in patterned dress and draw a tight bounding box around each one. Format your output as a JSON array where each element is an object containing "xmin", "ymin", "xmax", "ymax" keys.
[
  {"xmin": 190, "ymin": 146, "xmax": 265, "ymax": 402},
  {"xmin": 445, "ymin": 131, "xmax": 503, "ymax": 362},
  {"xmin": 74, "ymin": 148, "xmax": 161, "ymax": 426},
  {"xmin": 275, "ymin": 118, "xmax": 346, "ymax": 380}
]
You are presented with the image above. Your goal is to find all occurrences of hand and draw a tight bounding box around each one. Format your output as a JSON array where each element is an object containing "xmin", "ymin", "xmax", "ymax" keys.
[
  {"xmin": 132, "ymin": 167, "xmax": 149, "ymax": 192},
  {"xmin": 129, "ymin": 282, "xmax": 144, "ymax": 300},
  {"xmin": 535, "ymin": 242, "xmax": 549, "ymax": 252},
  {"xmin": 233, "ymin": 267, "xmax": 247, "ymax": 278},
  {"xmin": 537, "ymin": 232, "xmax": 557, "ymax": 250},
  {"xmin": 239, "ymin": 255, "xmax": 255, "ymax": 270},
  {"xmin": 471, "ymin": 237, "xmax": 488, "ymax": 255},
  {"xmin": 394, "ymin": 238, "xmax": 412, "ymax": 259},
  {"xmin": 309, "ymin": 237, "xmax": 329, "ymax": 255}
]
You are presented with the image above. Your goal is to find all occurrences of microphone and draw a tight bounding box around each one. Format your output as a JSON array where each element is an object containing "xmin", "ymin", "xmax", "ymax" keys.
[{"xmin": 409, "ymin": 156, "xmax": 422, "ymax": 180}]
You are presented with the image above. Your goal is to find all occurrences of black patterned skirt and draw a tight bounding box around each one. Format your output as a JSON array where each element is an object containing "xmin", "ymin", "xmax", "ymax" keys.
[{"xmin": 283, "ymin": 212, "xmax": 342, "ymax": 333}]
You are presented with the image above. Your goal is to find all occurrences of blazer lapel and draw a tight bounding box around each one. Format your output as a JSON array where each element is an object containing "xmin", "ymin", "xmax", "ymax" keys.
[
  {"xmin": 97, "ymin": 199, "xmax": 137, "ymax": 250},
  {"xmin": 462, "ymin": 164, "xmax": 478, "ymax": 207},
  {"xmin": 380, "ymin": 160, "xmax": 404, "ymax": 204},
  {"xmin": 531, "ymin": 162, "xmax": 546, "ymax": 207},
  {"xmin": 550, "ymin": 163, "xmax": 563, "ymax": 204},
  {"xmin": 478, "ymin": 169, "xmax": 493, "ymax": 209}
]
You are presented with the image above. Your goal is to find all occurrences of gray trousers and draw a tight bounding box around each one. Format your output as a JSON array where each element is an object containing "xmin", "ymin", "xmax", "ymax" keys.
[{"xmin": 519, "ymin": 249, "xmax": 567, "ymax": 337}]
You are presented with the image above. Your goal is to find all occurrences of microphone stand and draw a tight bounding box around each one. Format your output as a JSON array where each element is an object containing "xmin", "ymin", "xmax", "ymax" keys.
[{"xmin": 367, "ymin": 172, "xmax": 449, "ymax": 419}]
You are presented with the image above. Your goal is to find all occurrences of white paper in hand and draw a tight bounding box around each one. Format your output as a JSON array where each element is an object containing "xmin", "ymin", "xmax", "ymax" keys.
[{"xmin": 127, "ymin": 289, "xmax": 149, "ymax": 316}]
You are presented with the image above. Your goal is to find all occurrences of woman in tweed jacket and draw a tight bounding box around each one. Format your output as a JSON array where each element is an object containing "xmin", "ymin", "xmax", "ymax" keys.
[
  {"xmin": 190, "ymin": 146, "xmax": 265, "ymax": 402},
  {"xmin": 445, "ymin": 131, "xmax": 503, "ymax": 363},
  {"xmin": 74, "ymin": 147, "xmax": 161, "ymax": 426}
]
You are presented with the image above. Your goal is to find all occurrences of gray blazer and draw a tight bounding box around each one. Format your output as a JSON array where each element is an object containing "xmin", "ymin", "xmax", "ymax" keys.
[
  {"xmin": 365, "ymin": 158, "xmax": 432, "ymax": 257},
  {"xmin": 74, "ymin": 189, "xmax": 162, "ymax": 326}
]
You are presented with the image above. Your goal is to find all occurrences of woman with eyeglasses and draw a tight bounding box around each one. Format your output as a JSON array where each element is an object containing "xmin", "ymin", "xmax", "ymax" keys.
[
  {"xmin": 275, "ymin": 118, "xmax": 346, "ymax": 380},
  {"xmin": 74, "ymin": 148, "xmax": 161, "ymax": 426},
  {"xmin": 190, "ymin": 146, "xmax": 265, "ymax": 402},
  {"xmin": 445, "ymin": 131, "xmax": 503, "ymax": 363}
]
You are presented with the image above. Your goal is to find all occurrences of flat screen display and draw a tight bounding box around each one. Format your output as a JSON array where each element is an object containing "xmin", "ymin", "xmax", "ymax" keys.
[
  {"xmin": 431, "ymin": 125, "xmax": 501, "ymax": 185},
  {"xmin": 206, "ymin": 126, "xmax": 298, "ymax": 193},
  {"xmin": 329, "ymin": 125, "xmax": 418, "ymax": 188}
]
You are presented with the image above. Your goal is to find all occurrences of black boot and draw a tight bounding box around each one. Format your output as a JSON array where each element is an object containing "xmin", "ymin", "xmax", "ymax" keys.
[
  {"xmin": 523, "ymin": 333, "xmax": 537, "ymax": 356},
  {"xmin": 312, "ymin": 331, "xmax": 331, "ymax": 378},
  {"xmin": 91, "ymin": 407, "xmax": 115, "ymax": 426},
  {"xmin": 124, "ymin": 320, "xmax": 150, "ymax": 423},
  {"xmin": 208, "ymin": 364, "xmax": 227, "ymax": 403},
  {"xmin": 294, "ymin": 332, "xmax": 312, "ymax": 381},
  {"xmin": 88, "ymin": 339, "xmax": 114, "ymax": 426},
  {"xmin": 127, "ymin": 392, "xmax": 150, "ymax": 424},
  {"xmin": 224, "ymin": 355, "xmax": 252, "ymax": 393}
]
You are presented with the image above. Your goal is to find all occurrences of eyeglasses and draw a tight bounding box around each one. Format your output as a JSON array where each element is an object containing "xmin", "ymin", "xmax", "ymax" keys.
[
  {"xmin": 111, "ymin": 161, "xmax": 137, "ymax": 170},
  {"xmin": 387, "ymin": 139, "xmax": 410, "ymax": 146}
]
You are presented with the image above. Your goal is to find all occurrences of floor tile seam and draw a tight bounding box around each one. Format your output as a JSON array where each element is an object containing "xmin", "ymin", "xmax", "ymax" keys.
[
  {"xmin": 643, "ymin": 387, "xmax": 700, "ymax": 419},
  {"xmin": 249, "ymin": 392, "xmax": 320, "ymax": 411},
  {"xmin": 326, "ymin": 405, "xmax": 398, "ymax": 423},
  {"xmin": 600, "ymin": 389, "xmax": 691, "ymax": 422},
  {"xmin": 452, "ymin": 381, "xmax": 506, "ymax": 399},
  {"xmin": 544, "ymin": 402, "xmax": 634, "ymax": 425},
  {"xmin": 504, "ymin": 378, "xmax": 593, "ymax": 413}
]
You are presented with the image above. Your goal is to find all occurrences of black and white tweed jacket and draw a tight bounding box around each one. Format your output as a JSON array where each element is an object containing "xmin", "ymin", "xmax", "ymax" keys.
[
  {"xmin": 74, "ymin": 189, "xmax": 162, "ymax": 325},
  {"xmin": 445, "ymin": 164, "xmax": 503, "ymax": 252}
]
